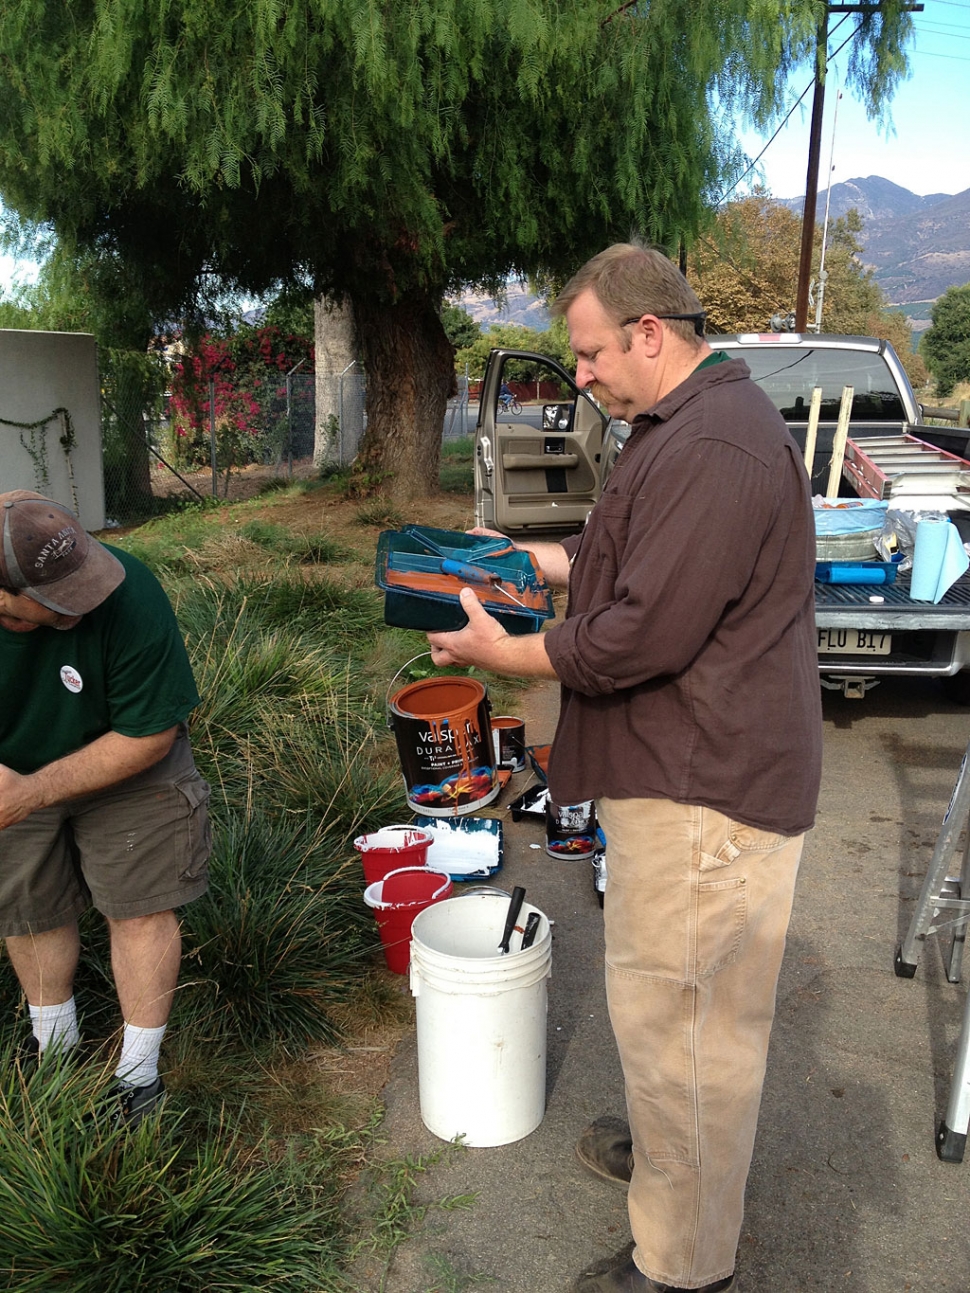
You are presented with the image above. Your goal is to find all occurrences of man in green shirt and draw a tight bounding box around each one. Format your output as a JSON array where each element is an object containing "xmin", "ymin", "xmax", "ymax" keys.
[{"xmin": 0, "ymin": 490, "xmax": 211, "ymax": 1125}]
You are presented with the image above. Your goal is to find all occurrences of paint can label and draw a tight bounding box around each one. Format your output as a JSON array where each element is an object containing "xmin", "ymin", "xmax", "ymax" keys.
[{"xmin": 546, "ymin": 799, "xmax": 597, "ymax": 859}]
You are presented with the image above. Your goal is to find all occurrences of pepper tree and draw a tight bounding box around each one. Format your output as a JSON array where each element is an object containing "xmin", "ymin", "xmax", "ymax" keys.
[{"xmin": 0, "ymin": 0, "xmax": 914, "ymax": 500}]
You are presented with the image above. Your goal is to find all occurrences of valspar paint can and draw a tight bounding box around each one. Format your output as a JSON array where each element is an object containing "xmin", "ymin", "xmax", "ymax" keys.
[
  {"xmin": 546, "ymin": 799, "xmax": 597, "ymax": 860},
  {"xmin": 389, "ymin": 676, "xmax": 499, "ymax": 817}
]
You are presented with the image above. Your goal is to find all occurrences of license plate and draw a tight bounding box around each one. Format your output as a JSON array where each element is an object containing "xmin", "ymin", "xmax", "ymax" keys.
[{"xmin": 817, "ymin": 628, "xmax": 892, "ymax": 655}]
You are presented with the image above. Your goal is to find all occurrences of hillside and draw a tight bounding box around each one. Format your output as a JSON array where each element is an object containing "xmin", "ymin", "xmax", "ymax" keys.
[
  {"xmin": 458, "ymin": 283, "xmax": 552, "ymax": 331},
  {"xmin": 780, "ymin": 176, "xmax": 970, "ymax": 305}
]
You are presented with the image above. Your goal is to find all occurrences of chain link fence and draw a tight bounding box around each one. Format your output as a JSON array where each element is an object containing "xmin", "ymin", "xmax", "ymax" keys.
[
  {"xmin": 100, "ymin": 360, "xmax": 472, "ymax": 521},
  {"xmin": 316, "ymin": 371, "xmax": 367, "ymax": 468}
]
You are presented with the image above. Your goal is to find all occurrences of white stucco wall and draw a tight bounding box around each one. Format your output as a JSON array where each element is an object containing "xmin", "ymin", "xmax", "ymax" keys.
[{"xmin": 0, "ymin": 329, "xmax": 105, "ymax": 530}]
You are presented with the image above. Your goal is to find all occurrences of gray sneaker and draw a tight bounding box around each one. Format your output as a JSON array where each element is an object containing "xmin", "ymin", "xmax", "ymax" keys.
[
  {"xmin": 16, "ymin": 1034, "xmax": 40, "ymax": 1067},
  {"xmin": 113, "ymin": 1076, "xmax": 165, "ymax": 1129}
]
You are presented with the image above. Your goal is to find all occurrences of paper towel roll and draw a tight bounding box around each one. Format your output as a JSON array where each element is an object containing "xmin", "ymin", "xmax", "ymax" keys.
[{"xmin": 910, "ymin": 519, "xmax": 970, "ymax": 603}]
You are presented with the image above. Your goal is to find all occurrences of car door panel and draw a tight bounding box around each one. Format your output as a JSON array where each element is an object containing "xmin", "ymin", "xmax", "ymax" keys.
[{"xmin": 474, "ymin": 349, "xmax": 607, "ymax": 534}]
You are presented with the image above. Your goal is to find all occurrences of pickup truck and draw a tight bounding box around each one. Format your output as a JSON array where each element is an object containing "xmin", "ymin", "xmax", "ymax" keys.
[{"xmin": 473, "ymin": 334, "xmax": 970, "ymax": 700}]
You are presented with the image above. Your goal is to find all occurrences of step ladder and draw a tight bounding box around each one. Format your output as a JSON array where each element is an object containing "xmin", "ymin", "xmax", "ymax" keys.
[
  {"xmin": 895, "ymin": 738, "xmax": 970, "ymax": 1161},
  {"xmin": 843, "ymin": 433, "xmax": 970, "ymax": 505}
]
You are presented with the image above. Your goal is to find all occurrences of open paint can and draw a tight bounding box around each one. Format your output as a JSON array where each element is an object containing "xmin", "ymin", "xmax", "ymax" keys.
[
  {"xmin": 491, "ymin": 716, "xmax": 526, "ymax": 771},
  {"xmin": 389, "ymin": 676, "xmax": 499, "ymax": 817}
]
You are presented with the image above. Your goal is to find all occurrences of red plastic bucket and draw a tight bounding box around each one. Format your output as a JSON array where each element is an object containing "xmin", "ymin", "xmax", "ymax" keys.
[
  {"xmin": 389, "ymin": 676, "xmax": 498, "ymax": 817},
  {"xmin": 354, "ymin": 825, "xmax": 434, "ymax": 886},
  {"xmin": 363, "ymin": 867, "xmax": 454, "ymax": 974}
]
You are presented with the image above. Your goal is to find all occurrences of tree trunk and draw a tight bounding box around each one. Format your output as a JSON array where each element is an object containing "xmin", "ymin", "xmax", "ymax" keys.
[
  {"xmin": 313, "ymin": 296, "xmax": 359, "ymax": 468},
  {"xmin": 353, "ymin": 290, "xmax": 454, "ymax": 501},
  {"xmin": 105, "ymin": 353, "xmax": 154, "ymax": 520}
]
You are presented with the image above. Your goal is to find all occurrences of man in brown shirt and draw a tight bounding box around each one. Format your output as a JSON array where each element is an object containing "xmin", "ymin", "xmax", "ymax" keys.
[{"xmin": 428, "ymin": 242, "xmax": 822, "ymax": 1292}]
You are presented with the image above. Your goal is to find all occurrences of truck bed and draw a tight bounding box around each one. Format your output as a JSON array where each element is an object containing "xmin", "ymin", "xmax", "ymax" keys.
[{"xmin": 815, "ymin": 569, "xmax": 970, "ymax": 630}]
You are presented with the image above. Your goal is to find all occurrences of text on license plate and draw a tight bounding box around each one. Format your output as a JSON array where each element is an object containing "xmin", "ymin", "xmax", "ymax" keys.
[{"xmin": 817, "ymin": 628, "xmax": 892, "ymax": 655}]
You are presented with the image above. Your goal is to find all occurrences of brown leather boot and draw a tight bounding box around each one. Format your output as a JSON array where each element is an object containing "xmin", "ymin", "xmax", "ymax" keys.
[
  {"xmin": 573, "ymin": 1242, "xmax": 736, "ymax": 1292},
  {"xmin": 575, "ymin": 1115, "xmax": 634, "ymax": 1185}
]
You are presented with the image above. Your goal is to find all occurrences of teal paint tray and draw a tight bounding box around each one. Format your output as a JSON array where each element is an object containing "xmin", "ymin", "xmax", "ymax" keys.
[{"xmin": 376, "ymin": 526, "xmax": 555, "ymax": 634}]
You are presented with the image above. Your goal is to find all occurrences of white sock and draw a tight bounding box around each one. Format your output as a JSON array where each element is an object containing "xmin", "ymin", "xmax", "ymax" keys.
[
  {"xmin": 115, "ymin": 1022, "xmax": 167, "ymax": 1088},
  {"xmin": 29, "ymin": 997, "xmax": 80, "ymax": 1055}
]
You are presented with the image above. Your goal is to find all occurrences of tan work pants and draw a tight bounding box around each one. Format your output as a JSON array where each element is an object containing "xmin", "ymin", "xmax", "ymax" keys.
[{"xmin": 598, "ymin": 797, "xmax": 804, "ymax": 1288}]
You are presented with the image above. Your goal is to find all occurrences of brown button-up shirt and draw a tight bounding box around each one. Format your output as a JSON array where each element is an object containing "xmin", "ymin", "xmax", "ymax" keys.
[{"xmin": 543, "ymin": 357, "xmax": 822, "ymax": 836}]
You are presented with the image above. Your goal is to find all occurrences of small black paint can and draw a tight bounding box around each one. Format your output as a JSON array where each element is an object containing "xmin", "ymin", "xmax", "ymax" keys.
[{"xmin": 491, "ymin": 716, "xmax": 526, "ymax": 771}]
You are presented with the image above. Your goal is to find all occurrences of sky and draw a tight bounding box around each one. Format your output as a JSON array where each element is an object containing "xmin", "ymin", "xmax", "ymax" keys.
[
  {"xmin": 733, "ymin": 0, "xmax": 970, "ymax": 201},
  {"xmin": 2, "ymin": 1, "xmax": 969, "ymax": 291}
]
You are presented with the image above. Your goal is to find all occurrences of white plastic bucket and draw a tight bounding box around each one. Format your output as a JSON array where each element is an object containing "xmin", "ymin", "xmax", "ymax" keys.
[{"xmin": 409, "ymin": 892, "xmax": 552, "ymax": 1147}]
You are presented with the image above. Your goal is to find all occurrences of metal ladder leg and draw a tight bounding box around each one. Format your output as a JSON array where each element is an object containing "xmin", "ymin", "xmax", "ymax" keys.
[
  {"xmin": 946, "ymin": 821, "xmax": 970, "ymax": 983},
  {"xmin": 895, "ymin": 739, "xmax": 970, "ymax": 976},
  {"xmin": 937, "ymin": 983, "xmax": 970, "ymax": 1161},
  {"xmin": 894, "ymin": 739, "xmax": 970, "ymax": 1162}
]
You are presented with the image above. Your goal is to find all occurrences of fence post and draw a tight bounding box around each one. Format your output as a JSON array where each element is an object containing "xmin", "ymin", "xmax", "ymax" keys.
[
  {"xmin": 285, "ymin": 358, "xmax": 307, "ymax": 477},
  {"xmin": 960, "ymin": 399, "xmax": 970, "ymax": 430},
  {"xmin": 208, "ymin": 376, "xmax": 217, "ymax": 497}
]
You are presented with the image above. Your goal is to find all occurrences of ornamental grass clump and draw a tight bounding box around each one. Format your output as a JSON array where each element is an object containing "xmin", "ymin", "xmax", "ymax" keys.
[
  {"xmin": 176, "ymin": 807, "xmax": 378, "ymax": 1052},
  {"xmin": 236, "ymin": 518, "xmax": 351, "ymax": 564},
  {"xmin": 174, "ymin": 578, "xmax": 401, "ymax": 826},
  {"xmin": 0, "ymin": 1052, "xmax": 345, "ymax": 1291}
]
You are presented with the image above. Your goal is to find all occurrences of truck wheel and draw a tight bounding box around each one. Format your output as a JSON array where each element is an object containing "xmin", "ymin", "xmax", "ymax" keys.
[{"xmin": 942, "ymin": 672, "xmax": 970, "ymax": 706}]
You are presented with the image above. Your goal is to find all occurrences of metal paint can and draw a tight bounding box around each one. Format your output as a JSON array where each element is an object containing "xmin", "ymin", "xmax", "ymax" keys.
[
  {"xmin": 545, "ymin": 799, "xmax": 597, "ymax": 860},
  {"xmin": 491, "ymin": 715, "xmax": 526, "ymax": 771},
  {"xmin": 389, "ymin": 676, "xmax": 499, "ymax": 817}
]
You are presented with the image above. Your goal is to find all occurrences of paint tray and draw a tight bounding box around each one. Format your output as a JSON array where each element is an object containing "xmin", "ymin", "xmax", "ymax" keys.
[
  {"xmin": 412, "ymin": 814, "xmax": 504, "ymax": 880},
  {"xmin": 376, "ymin": 526, "xmax": 555, "ymax": 634}
]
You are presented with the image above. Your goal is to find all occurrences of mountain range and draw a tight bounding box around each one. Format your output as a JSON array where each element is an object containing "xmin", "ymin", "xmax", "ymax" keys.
[
  {"xmin": 779, "ymin": 176, "xmax": 970, "ymax": 307},
  {"xmin": 458, "ymin": 177, "xmax": 970, "ymax": 332}
]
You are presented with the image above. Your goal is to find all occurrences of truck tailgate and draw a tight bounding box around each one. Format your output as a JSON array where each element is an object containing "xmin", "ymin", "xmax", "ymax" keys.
[{"xmin": 815, "ymin": 571, "xmax": 970, "ymax": 630}]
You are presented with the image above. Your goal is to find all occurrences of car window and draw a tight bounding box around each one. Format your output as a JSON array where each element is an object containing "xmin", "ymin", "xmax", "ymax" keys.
[{"xmin": 723, "ymin": 347, "xmax": 906, "ymax": 422}]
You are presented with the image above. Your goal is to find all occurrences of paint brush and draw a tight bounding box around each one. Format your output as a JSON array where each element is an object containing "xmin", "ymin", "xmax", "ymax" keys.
[{"xmin": 498, "ymin": 886, "xmax": 527, "ymax": 954}]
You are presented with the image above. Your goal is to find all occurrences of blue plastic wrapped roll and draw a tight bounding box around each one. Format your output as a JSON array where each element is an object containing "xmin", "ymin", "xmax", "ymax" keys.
[
  {"xmin": 910, "ymin": 519, "xmax": 970, "ymax": 603},
  {"xmin": 815, "ymin": 560, "xmax": 899, "ymax": 585}
]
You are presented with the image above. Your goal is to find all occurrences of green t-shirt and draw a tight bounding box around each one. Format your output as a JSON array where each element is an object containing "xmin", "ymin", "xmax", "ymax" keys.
[{"xmin": 0, "ymin": 546, "xmax": 201, "ymax": 774}]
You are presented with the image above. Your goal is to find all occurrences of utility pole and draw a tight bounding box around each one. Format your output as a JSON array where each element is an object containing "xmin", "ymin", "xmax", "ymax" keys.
[{"xmin": 793, "ymin": 2, "xmax": 923, "ymax": 333}]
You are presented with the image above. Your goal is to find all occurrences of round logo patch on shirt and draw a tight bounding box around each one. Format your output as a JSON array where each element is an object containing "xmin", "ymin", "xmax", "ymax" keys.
[{"xmin": 60, "ymin": 665, "xmax": 83, "ymax": 694}]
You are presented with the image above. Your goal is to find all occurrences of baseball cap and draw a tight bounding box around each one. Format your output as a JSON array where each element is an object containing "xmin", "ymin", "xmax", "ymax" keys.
[{"xmin": 0, "ymin": 491, "xmax": 125, "ymax": 615}]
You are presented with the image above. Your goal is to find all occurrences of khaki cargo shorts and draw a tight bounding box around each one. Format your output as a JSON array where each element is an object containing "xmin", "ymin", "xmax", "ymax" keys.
[{"xmin": 0, "ymin": 728, "xmax": 211, "ymax": 937}]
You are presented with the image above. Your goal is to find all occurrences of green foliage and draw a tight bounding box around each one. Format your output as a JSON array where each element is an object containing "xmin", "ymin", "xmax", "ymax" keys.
[
  {"xmin": 455, "ymin": 318, "xmax": 573, "ymax": 381},
  {"xmin": 261, "ymin": 289, "xmax": 315, "ymax": 341},
  {"xmin": 441, "ymin": 302, "xmax": 481, "ymax": 350},
  {"xmin": 356, "ymin": 1144, "xmax": 474, "ymax": 1256},
  {"xmin": 920, "ymin": 285, "xmax": 970, "ymax": 399},
  {"xmin": 439, "ymin": 434, "xmax": 475, "ymax": 493},
  {"xmin": 236, "ymin": 518, "xmax": 350, "ymax": 564},
  {"xmin": 0, "ymin": 1056, "xmax": 346, "ymax": 1291},
  {"xmin": 353, "ymin": 500, "xmax": 405, "ymax": 529},
  {"xmin": 170, "ymin": 579, "xmax": 399, "ymax": 829},
  {"xmin": 177, "ymin": 809, "xmax": 376, "ymax": 1051}
]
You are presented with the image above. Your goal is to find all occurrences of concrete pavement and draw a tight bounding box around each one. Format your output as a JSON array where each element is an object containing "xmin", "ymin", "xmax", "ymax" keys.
[{"xmin": 355, "ymin": 678, "xmax": 970, "ymax": 1292}]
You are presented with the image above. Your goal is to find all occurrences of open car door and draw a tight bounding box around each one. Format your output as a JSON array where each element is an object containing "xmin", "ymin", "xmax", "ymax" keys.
[{"xmin": 473, "ymin": 349, "xmax": 608, "ymax": 534}]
